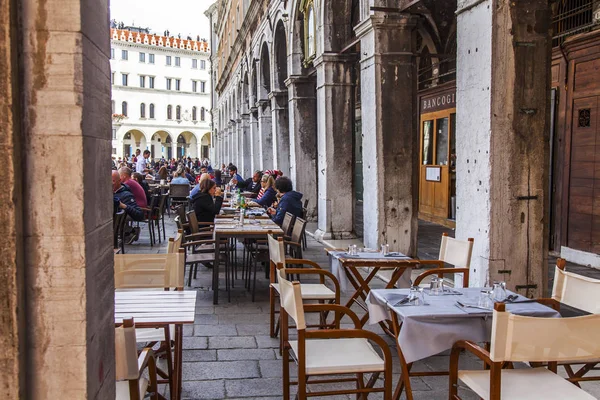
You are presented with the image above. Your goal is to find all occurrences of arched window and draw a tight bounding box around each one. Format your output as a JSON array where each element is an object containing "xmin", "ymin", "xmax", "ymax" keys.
[
  {"xmin": 140, "ymin": 103, "xmax": 146, "ymax": 118},
  {"xmin": 167, "ymin": 105, "xmax": 172, "ymax": 120},
  {"xmin": 200, "ymin": 107, "xmax": 206, "ymax": 121},
  {"xmin": 122, "ymin": 101, "xmax": 128, "ymax": 116},
  {"xmin": 192, "ymin": 106, "xmax": 197, "ymax": 121},
  {"xmin": 176, "ymin": 105, "xmax": 181, "ymax": 120},
  {"xmin": 149, "ymin": 103, "xmax": 155, "ymax": 119}
]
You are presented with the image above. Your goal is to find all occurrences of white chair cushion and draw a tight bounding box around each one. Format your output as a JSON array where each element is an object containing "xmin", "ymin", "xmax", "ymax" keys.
[
  {"xmin": 458, "ymin": 367, "xmax": 596, "ymax": 400},
  {"xmin": 135, "ymin": 325, "xmax": 175, "ymax": 342},
  {"xmin": 115, "ymin": 378, "xmax": 148, "ymax": 400},
  {"xmin": 271, "ymin": 283, "xmax": 336, "ymax": 300},
  {"xmin": 289, "ymin": 338, "xmax": 385, "ymax": 375}
]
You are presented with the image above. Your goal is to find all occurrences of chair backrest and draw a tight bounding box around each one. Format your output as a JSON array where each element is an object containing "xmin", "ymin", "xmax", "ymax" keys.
[
  {"xmin": 114, "ymin": 251, "xmax": 184, "ymax": 289},
  {"xmin": 186, "ymin": 211, "xmax": 199, "ymax": 234},
  {"xmin": 552, "ymin": 259, "xmax": 600, "ymax": 313},
  {"xmin": 115, "ymin": 318, "xmax": 138, "ymax": 380},
  {"xmin": 278, "ymin": 273, "xmax": 306, "ymax": 330},
  {"xmin": 168, "ymin": 230, "xmax": 183, "ymax": 253},
  {"xmin": 114, "ymin": 211, "xmax": 126, "ymax": 247},
  {"xmin": 490, "ymin": 304, "xmax": 600, "ymax": 363},
  {"xmin": 176, "ymin": 205, "xmax": 188, "ymax": 224},
  {"xmin": 282, "ymin": 212, "xmax": 295, "ymax": 236},
  {"xmin": 157, "ymin": 193, "xmax": 168, "ymax": 213},
  {"xmin": 169, "ymin": 183, "xmax": 190, "ymax": 198},
  {"xmin": 290, "ymin": 217, "xmax": 307, "ymax": 244},
  {"xmin": 268, "ymin": 234, "xmax": 286, "ymax": 269},
  {"xmin": 438, "ymin": 233, "xmax": 474, "ymax": 268}
]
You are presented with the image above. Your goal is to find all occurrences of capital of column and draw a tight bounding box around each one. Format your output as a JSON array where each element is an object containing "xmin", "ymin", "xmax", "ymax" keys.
[
  {"xmin": 313, "ymin": 52, "xmax": 357, "ymax": 69},
  {"xmin": 268, "ymin": 90, "xmax": 289, "ymax": 110},
  {"xmin": 354, "ymin": 12, "xmax": 418, "ymax": 39}
]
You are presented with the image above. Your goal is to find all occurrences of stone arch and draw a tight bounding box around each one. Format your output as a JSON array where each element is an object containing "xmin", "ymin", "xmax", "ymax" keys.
[
  {"xmin": 258, "ymin": 41, "xmax": 271, "ymax": 100},
  {"xmin": 120, "ymin": 128, "xmax": 148, "ymax": 158},
  {"xmin": 150, "ymin": 130, "xmax": 174, "ymax": 160},
  {"xmin": 273, "ymin": 20, "xmax": 288, "ymax": 91},
  {"xmin": 178, "ymin": 131, "xmax": 199, "ymax": 159},
  {"xmin": 200, "ymin": 132, "xmax": 211, "ymax": 160}
]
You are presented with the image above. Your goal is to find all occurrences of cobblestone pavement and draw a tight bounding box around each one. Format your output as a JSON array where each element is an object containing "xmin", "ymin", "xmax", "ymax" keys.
[{"xmin": 126, "ymin": 216, "xmax": 600, "ymax": 399}]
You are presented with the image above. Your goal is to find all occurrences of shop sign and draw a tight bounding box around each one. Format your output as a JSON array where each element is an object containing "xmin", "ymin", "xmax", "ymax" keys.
[{"xmin": 421, "ymin": 91, "xmax": 456, "ymax": 113}]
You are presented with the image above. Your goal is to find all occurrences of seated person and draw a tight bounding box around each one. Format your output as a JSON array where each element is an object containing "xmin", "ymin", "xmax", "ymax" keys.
[
  {"xmin": 171, "ymin": 169, "xmax": 190, "ymax": 184},
  {"xmin": 213, "ymin": 170, "xmax": 223, "ymax": 186},
  {"xmin": 251, "ymin": 175, "xmax": 277, "ymax": 209},
  {"xmin": 192, "ymin": 179, "xmax": 224, "ymax": 224},
  {"xmin": 237, "ymin": 170, "xmax": 262, "ymax": 197},
  {"xmin": 227, "ymin": 165, "xmax": 244, "ymax": 189},
  {"xmin": 118, "ymin": 166, "xmax": 148, "ymax": 208},
  {"xmin": 132, "ymin": 172, "xmax": 151, "ymax": 205},
  {"xmin": 190, "ymin": 173, "xmax": 212, "ymax": 198},
  {"xmin": 267, "ymin": 177, "xmax": 303, "ymax": 226}
]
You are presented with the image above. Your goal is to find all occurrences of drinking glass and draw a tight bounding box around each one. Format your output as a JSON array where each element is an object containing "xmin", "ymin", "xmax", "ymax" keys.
[
  {"xmin": 381, "ymin": 244, "xmax": 389, "ymax": 255},
  {"xmin": 478, "ymin": 290, "xmax": 493, "ymax": 309},
  {"xmin": 492, "ymin": 282, "xmax": 507, "ymax": 301},
  {"xmin": 408, "ymin": 286, "xmax": 425, "ymax": 305},
  {"xmin": 352, "ymin": 244, "xmax": 358, "ymax": 255}
]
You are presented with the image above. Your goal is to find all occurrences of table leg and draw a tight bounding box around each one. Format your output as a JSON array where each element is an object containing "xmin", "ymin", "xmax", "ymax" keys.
[
  {"xmin": 172, "ymin": 324, "xmax": 183, "ymax": 400},
  {"xmin": 213, "ymin": 232, "xmax": 220, "ymax": 305}
]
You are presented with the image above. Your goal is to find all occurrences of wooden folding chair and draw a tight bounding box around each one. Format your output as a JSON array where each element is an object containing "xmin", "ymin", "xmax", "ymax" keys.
[
  {"xmin": 279, "ymin": 272, "xmax": 393, "ymax": 399},
  {"xmin": 284, "ymin": 217, "xmax": 307, "ymax": 259},
  {"xmin": 449, "ymin": 303, "xmax": 600, "ymax": 400},
  {"xmin": 268, "ymin": 235, "xmax": 340, "ymax": 340},
  {"xmin": 115, "ymin": 318, "xmax": 163, "ymax": 400},
  {"xmin": 114, "ymin": 251, "xmax": 185, "ymax": 396},
  {"xmin": 413, "ymin": 233, "xmax": 474, "ymax": 287},
  {"xmin": 533, "ymin": 258, "xmax": 600, "ymax": 386}
]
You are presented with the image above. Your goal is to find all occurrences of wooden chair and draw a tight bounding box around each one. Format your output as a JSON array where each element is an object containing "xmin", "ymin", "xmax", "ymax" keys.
[
  {"xmin": 534, "ymin": 258, "xmax": 600, "ymax": 385},
  {"xmin": 281, "ymin": 212, "xmax": 295, "ymax": 237},
  {"xmin": 140, "ymin": 195, "xmax": 160, "ymax": 247},
  {"xmin": 279, "ymin": 271, "xmax": 393, "ymax": 399},
  {"xmin": 284, "ymin": 217, "xmax": 307, "ymax": 259},
  {"xmin": 449, "ymin": 303, "xmax": 600, "ymax": 400},
  {"xmin": 169, "ymin": 183, "xmax": 191, "ymax": 211},
  {"xmin": 413, "ymin": 233, "xmax": 474, "ymax": 287},
  {"xmin": 115, "ymin": 318, "xmax": 162, "ymax": 400},
  {"xmin": 114, "ymin": 211, "xmax": 126, "ymax": 254},
  {"xmin": 301, "ymin": 199, "xmax": 309, "ymax": 250},
  {"xmin": 114, "ymin": 250, "xmax": 184, "ymax": 397},
  {"xmin": 268, "ymin": 235, "xmax": 340, "ymax": 339}
]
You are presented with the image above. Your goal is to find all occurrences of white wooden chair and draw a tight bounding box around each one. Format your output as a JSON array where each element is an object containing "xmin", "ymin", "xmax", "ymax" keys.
[
  {"xmin": 449, "ymin": 302, "xmax": 600, "ymax": 400},
  {"xmin": 267, "ymin": 234, "xmax": 340, "ymax": 339},
  {"xmin": 373, "ymin": 233, "xmax": 474, "ymax": 288},
  {"xmin": 279, "ymin": 271, "xmax": 393, "ymax": 398},
  {"xmin": 115, "ymin": 318, "xmax": 161, "ymax": 400},
  {"xmin": 537, "ymin": 258, "xmax": 600, "ymax": 385}
]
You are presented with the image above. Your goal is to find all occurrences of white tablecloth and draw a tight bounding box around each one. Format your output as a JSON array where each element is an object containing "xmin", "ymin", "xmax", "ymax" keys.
[
  {"xmin": 328, "ymin": 251, "xmax": 413, "ymax": 292},
  {"xmin": 366, "ymin": 288, "xmax": 561, "ymax": 364}
]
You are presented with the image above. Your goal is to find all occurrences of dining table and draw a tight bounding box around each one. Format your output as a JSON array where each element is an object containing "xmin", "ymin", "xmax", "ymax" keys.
[
  {"xmin": 326, "ymin": 249, "xmax": 421, "ymax": 327},
  {"xmin": 366, "ymin": 287, "xmax": 561, "ymax": 400},
  {"xmin": 212, "ymin": 219, "xmax": 283, "ymax": 304},
  {"xmin": 115, "ymin": 290, "xmax": 197, "ymax": 400}
]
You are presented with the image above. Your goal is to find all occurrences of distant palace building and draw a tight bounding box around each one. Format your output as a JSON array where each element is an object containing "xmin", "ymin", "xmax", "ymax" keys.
[{"xmin": 110, "ymin": 27, "xmax": 213, "ymax": 161}]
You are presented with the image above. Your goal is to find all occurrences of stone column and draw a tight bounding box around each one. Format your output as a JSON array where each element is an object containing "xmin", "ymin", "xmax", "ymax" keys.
[
  {"xmin": 257, "ymin": 100, "xmax": 273, "ymax": 170},
  {"xmin": 1, "ymin": 0, "xmax": 114, "ymax": 397},
  {"xmin": 355, "ymin": 13, "xmax": 418, "ymax": 253},
  {"xmin": 249, "ymin": 108, "xmax": 260, "ymax": 172},
  {"xmin": 232, "ymin": 123, "xmax": 239, "ymax": 168},
  {"xmin": 313, "ymin": 54, "xmax": 355, "ymax": 240},
  {"xmin": 270, "ymin": 90, "xmax": 291, "ymax": 176},
  {"xmin": 456, "ymin": 0, "xmax": 551, "ymax": 296},
  {"xmin": 240, "ymin": 114, "xmax": 252, "ymax": 177},
  {"xmin": 171, "ymin": 142, "xmax": 177, "ymax": 160},
  {"xmin": 286, "ymin": 75, "xmax": 318, "ymax": 219}
]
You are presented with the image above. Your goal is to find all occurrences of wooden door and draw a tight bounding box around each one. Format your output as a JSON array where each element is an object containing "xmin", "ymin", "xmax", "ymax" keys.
[{"xmin": 567, "ymin": 96, "xmax": 600, "ymax": 252}]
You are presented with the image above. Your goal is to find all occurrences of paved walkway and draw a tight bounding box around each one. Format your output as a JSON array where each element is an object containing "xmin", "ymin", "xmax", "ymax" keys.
[{"xmin": 125, "ymin": 216, "xmax": 600, "ymax": 399}]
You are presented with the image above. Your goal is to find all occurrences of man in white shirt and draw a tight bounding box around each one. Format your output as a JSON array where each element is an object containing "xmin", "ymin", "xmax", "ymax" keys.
[{"xmin": 136, "ymin": 149, "xmax": 151, "ymax": 174}]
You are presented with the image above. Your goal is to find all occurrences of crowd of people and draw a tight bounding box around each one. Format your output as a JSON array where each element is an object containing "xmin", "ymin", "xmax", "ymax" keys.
[{"xmin": 112, "ymin": 151, "xmax": 304, "ymax": 245}]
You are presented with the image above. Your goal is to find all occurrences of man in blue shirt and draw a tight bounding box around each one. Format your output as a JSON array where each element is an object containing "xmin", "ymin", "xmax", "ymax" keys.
[{"xmin": 267, "ymin": 177, "xmax": 303, "ymax": 226}]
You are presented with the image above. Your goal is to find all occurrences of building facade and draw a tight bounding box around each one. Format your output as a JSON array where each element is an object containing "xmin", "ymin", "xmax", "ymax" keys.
[
  {"xmin": 207, "ymin": 0, "xmax": 600, "ymax": 295},
  {"xmin": 110, "ymin": 28, "xmax": 213, "ymax": 161}
]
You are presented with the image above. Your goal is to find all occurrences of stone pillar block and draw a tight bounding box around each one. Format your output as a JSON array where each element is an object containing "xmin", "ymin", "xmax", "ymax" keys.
[
  {"xmin": 257, "ymin": 100, "xmax": 273, "ymax": 170},
  {"xmin": 355, "ymin": 13, "xmax": 419, "ymax": 254},
  {"xmin": 240, "ymin": 114, "xmax": 251, "ymax": 178},
  {"xmin": 249, "ymin": 109, "xmax": 259, "ymax": 173},
  {"xmin": 314, "ymin": 53, "xmax": 355, "ymax": 240},
  {"xmin": 270, "ymin": 90, "xmax": 291, "ymax": 176},
  {"xmin": 286, "ymin": 75, "xmax": 318, "ymax": 219}
]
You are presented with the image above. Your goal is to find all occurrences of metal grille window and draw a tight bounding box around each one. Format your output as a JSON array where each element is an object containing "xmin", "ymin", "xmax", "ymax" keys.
[{"xmin": 552, "ymin": 0, "xmax": 594, "ymax": 47}]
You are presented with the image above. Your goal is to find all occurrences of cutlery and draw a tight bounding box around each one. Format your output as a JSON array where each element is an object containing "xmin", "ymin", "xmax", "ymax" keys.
[{"xmin": 456, "ymin": 301, "xmax": 490, "ymax": 311}]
